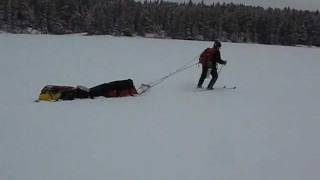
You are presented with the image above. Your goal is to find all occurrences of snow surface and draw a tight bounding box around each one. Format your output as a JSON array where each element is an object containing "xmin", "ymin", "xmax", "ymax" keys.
[{"xmin": 1, "ymin": 34, "xmax": 320, "ymax": 180}]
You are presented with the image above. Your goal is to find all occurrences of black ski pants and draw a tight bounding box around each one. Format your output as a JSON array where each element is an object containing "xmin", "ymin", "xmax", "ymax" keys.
[{"xmin": 197, "ymin": 66, "xmax": 218, "ymax": 89}]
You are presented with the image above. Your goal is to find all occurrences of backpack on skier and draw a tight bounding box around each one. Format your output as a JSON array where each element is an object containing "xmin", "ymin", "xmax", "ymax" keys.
[{"xmin": 199, "ymin": 48, "xmax": 216, "ymax": 67}]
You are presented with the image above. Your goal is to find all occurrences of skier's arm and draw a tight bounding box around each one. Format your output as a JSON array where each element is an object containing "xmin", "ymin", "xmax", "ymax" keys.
[{"xmin": 216, "ymin": 51, "xmax": 227, "ymax": 65}]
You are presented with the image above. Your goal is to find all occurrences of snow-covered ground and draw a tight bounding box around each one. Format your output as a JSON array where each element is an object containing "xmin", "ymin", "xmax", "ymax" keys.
[{"xmin": 1, "ymin": 34, "xmax": 320, "ymax": 180}]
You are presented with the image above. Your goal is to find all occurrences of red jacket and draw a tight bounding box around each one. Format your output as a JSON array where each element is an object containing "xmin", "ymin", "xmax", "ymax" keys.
[{"xmin": 199, "ymin": 47, "xmax": 225, "ymax": 68}]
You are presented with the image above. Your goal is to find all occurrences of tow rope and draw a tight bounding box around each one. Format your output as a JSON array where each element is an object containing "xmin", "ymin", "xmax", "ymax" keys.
[{"xmin": 137, "ymin": 56, "xmax": 199, "ymax": 94}]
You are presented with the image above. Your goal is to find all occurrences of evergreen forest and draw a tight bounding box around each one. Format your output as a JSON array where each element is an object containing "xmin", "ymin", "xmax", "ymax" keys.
[{"xmin": 1, "ymin": 0, "xmax": 320, "ymax": 46}]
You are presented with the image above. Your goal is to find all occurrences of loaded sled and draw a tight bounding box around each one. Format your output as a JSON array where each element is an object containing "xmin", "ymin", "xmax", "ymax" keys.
[{"xmin": 37, "ymin": 79, "xmax": 139, "ymax": 102}]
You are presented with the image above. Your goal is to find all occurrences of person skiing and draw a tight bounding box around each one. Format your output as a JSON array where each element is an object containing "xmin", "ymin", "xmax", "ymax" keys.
[{"xmin": 197, "ymin": 40, "xmax": 227, "ymax": 89}]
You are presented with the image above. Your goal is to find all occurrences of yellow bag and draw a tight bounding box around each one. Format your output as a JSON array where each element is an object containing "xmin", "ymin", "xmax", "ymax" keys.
[
  {"xmin": 37, "ymin": 85, "xmax": 73, "ymax": 102},
  {"xmin": 38, "ymin": 91, "xmax": 61, "ymax": 102}
]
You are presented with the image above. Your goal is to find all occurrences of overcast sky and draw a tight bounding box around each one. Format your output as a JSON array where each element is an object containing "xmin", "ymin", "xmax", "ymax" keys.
[{"xmin": 138, "ymin": 0, "xmax": 320, "ymax": 11}]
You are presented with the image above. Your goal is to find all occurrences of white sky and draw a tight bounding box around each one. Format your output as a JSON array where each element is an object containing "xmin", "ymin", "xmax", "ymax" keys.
[{"xmin": 138, "ymin": 0, "xmax": 320, "ymax": 11}]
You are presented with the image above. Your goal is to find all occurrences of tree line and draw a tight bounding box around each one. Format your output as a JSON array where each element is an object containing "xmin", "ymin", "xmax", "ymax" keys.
[{"xmin": 1, "ymin": 0, "xmax": 320, "ymax": 46}]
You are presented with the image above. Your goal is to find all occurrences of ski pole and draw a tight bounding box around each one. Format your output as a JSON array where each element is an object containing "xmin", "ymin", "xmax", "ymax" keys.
[{"xmin": 217, "ymin": 64, "xmax": 224, "ymax": 75}]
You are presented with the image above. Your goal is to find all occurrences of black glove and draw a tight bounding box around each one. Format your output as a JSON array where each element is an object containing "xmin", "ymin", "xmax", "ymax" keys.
[{"xmin": 223, "ymin": 60, "xmax": 227, "ymax": 65}]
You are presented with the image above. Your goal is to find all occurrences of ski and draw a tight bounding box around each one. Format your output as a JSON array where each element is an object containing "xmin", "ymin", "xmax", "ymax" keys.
[
  {"xmin": 214, "ymin": 86, "xmax": 237, "ymax": 90},
  {"xmin": 196, "ymin": 85, "xmax": 237, "ymax": 92},
  {"xmin": 197, "ymin": 85, "xmax": 237, "ymax": 91}
]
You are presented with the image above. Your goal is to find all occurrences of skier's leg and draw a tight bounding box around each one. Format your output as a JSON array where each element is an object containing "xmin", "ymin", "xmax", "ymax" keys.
[
  {"xmin": 197, "ymin": 66, "xmax": 208, "ymax": 88},
  {"xmin": 207, "ymin": 69, "xmax": 218, "ymax": 89}
]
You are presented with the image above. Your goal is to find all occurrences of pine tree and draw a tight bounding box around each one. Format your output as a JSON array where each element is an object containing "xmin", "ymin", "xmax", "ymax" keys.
[{"xmin": 1, "ymin": 0, "xmax": 320, "ymax": 47}]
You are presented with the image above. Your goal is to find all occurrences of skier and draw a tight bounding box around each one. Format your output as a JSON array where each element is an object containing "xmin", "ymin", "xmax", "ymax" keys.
[{"xmin": 197, "ymin": 40, "xmax": 227, "ymax": 90}]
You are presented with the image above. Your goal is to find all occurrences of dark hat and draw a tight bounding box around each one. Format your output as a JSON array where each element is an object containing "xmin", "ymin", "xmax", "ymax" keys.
[{"xmin": 214, "ymin": 40, "xmax": 222, "ymax": 48}]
